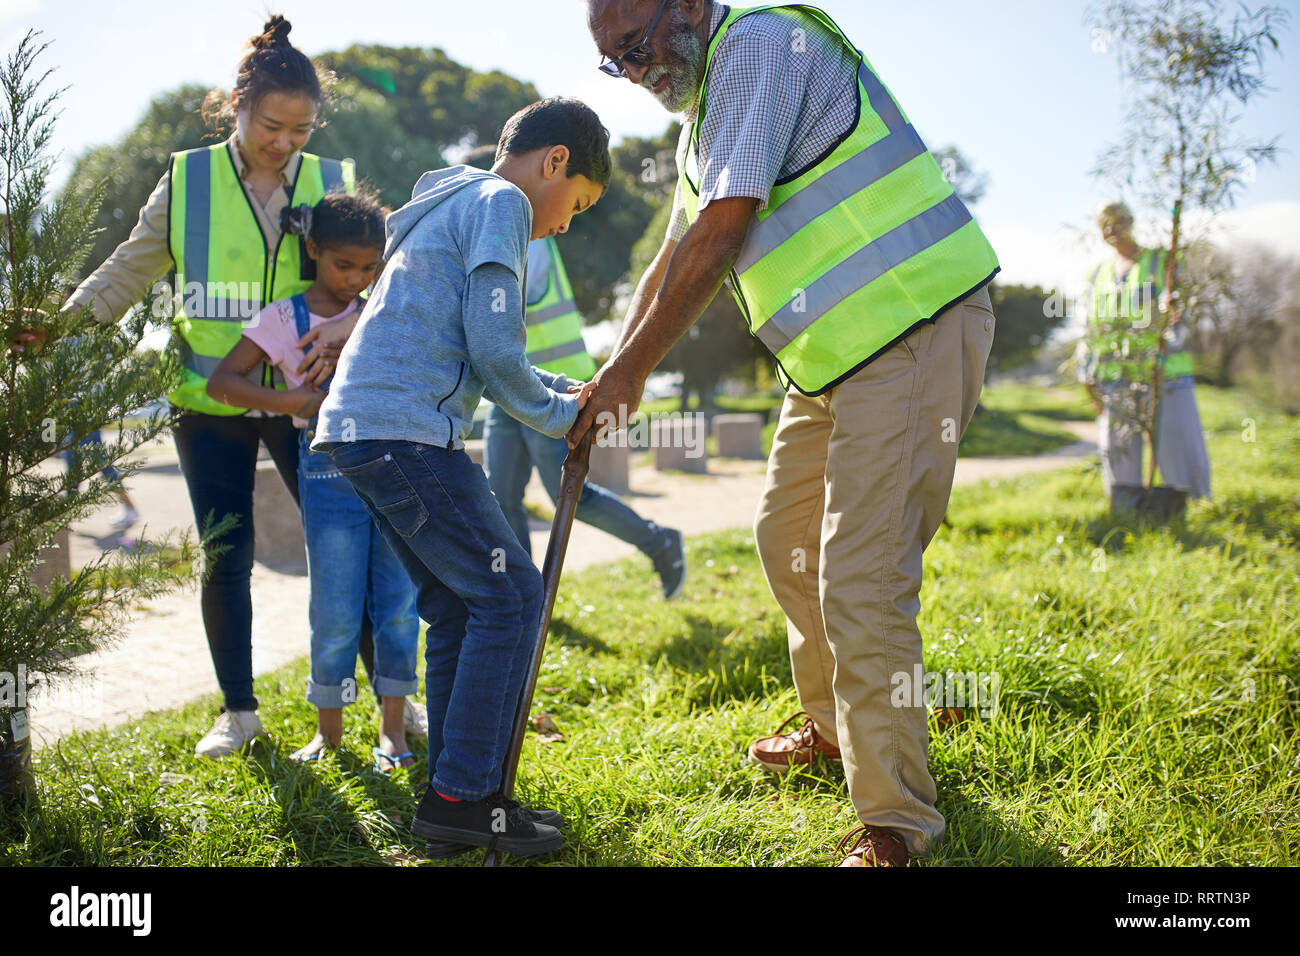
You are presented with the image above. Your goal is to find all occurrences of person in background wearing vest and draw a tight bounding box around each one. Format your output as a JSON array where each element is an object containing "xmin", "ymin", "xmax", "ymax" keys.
[
  {"xmin": 581, "ymin": 0, "xmax": 999, "ymax": 866},
  {"xmin": 38, "ymin": 17, "xmax": 397, "ymax": 759},
  {"xmin": 1082, "ymin": 201, "xmax": 1211, "ymax": 507},
  {"xmin": 462, "ymin": 145, "xmax": 687, "ymax": 598},
  {"xmin": 207, "ymin": 192, "xmax": 421, "ymax": 772}
]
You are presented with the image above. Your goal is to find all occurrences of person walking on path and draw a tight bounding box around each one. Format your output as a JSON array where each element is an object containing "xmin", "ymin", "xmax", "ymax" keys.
[
  {"xmin": 64, "ymin": 429, "xmax": 140, "ymax": 535},
  {"xmin": 489, "ymin": 233, "xmax": 687, "ymax": 597},
  {"xmin": 462, "ymin": 146, "xmax": 686, "ymax": 598},
  {"xmin": 579, "ymin": 0, "xmax": 999, "ymax": 865},
  {"xmin": 48, "ymin": 17, "xmax": 361, "ymax": 758},
  {"xmin": 1081, "ymin": 200, "xmax": 1211, "ymax": 507}
]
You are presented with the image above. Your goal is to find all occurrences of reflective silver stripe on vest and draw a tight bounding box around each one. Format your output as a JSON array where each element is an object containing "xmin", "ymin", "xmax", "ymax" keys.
[
  {"xmin": 735, "ymin": 124, "xmax": 928, "ymax": 276},
  {"xmin": 182, "ymin": 351, "xmax": 268, "ymax": 386},
  {"xmin": 528, "ymin": 339, "xmax": 588, "ymax": 365},
  {"xmin": 756, "ymin": 193, "xmax": 973, "ymax": 355},
  {"xmin": 180, "ymin": 150, "xmax": 258, "ymax": 320},
  {"xmin": 526, "ymin": 299, "xmax": 579, "ymax": 325},
  {"xmin": 320, "ymin": 158, "xmax": 344, "ymax": 194},
  {"xmin": 857, "ymin": 60, "xmax": 904, "ymax": 132},
  {"xmin": 525, "ymin": 248, "xmax": 578, "ymax": 325},
  {"xmin": 187, "ymin": 298, "xmax": 262, "ymax": 322},
  {"xmin": 183, "ymin": 147, "xmax": 212, "ymax": 289}
]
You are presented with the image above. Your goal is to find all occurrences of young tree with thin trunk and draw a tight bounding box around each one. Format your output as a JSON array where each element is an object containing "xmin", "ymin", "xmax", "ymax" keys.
[
  {"xmin": 1087, "ymin": 0, "xmax": 1287, "ymax": 486},
  {"xmin": 0, "ymin": 32, "xmax": 217, "ymax": 803}
]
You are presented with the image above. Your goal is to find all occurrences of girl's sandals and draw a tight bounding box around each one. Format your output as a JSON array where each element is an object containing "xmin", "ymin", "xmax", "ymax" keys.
[
  {"xmin": 288, "ymin": 736, "xmax": 339, "ymax": 764},
  {"xmin": 372, "ymin": 746, "xmax": 415, "ymax": 774}
]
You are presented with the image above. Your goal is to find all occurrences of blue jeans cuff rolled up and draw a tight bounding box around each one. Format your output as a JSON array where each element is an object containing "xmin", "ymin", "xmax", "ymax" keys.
[{"xmin": 373, "ymin": 675, "xmax": 419, "ymax": 698}]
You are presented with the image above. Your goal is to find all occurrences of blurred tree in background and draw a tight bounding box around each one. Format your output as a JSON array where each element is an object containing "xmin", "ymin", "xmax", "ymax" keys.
[
  {"xmin": 562, "ymin": 123, "xmax": 680, "ymax": 324},
  {"xmin": 931, "ymin": 144, "xmax": 989, "ymax": 207},
  {"xmin": 1182, "ymin": 240, "xmax": 1298, "ymax": 392},
  {"xmin": 986, "ymin": 283, "xmax": 1070, "ymax": 376},
  {"xmin": 61, "ymin": 84, "xmax": 208, "ymax": 280},
  {"xmin": 317, "ymin": 47, "xmax": 538, "ymax": 152},
  {"xmin": 302, "ymin": 76, "xmax": 442, "ymax": 209}
]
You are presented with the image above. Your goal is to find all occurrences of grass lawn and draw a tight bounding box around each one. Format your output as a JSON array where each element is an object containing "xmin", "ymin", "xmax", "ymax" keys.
[
  {"xmin": 957, "ymin": 383, "xmax": 1096, "ymax": 457},
  {"xmin": 3, "ymin": 388, "xmax": 1295, "ymax": 866},
  {"xmin": 644, "ymin": 383, "xmax": 1095, "ymax": 459}
]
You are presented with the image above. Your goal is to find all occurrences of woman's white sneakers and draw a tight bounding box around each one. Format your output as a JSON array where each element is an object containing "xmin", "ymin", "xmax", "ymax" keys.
[
  {"xmin": 194, "ymin": 710, "xmax": 264, "ymax": 759},
  {"xmin": 194, "ymin": 704, "xmax": 421, "ymax": 760}
]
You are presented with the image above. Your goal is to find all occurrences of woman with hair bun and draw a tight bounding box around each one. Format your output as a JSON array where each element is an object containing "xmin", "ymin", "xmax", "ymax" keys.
[{"xmin": 55, "ymin": 16, "xmax": 368, "ymax": 758}]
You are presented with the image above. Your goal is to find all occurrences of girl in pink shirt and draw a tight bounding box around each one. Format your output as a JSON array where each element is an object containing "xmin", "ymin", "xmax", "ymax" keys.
[{"xmin": 209, "ymin": 192, "xmax": 421, "ymax": 772}]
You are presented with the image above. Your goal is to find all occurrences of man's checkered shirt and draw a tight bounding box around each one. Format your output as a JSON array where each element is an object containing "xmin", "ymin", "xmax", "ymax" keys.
[{"xmin": 667, "ymin": 2, "xmax": 861, "ymax": 242}]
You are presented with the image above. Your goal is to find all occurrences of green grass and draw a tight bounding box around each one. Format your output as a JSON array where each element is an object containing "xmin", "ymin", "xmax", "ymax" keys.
[
  {"xmin": 958, "ymin": 384, "xmax": 1096, "ymax": 458},
  {"xmin": 3, "ymin": 387, "xmax": 1296, "ymax": 866},
  {"xmin": 644, "ymin": 384, "xmax": 1095, "ymax": 459},
  {"xmin": 640, "ymin": 395, "xmax": 784, "ymax": 417}
]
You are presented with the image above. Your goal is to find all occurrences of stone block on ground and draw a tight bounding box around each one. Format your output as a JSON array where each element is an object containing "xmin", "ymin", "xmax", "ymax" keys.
[
  {"xmin": 1, "ymin": 526, "xmax": 70, "ymax": 594},
  {"xmin": 588, "ymin": 439, "xmax": 630, "ymax": 492},
  {"xmin": 712, "ymin": 413, "xmax": 764, "ymax": 459},
  {"xmin": 652, "ymin": 416, "xmax": 709, "ymax": 474},
  {"xmin": 253, "ymin": 459, "xmax": 305, "ymax": 574}
]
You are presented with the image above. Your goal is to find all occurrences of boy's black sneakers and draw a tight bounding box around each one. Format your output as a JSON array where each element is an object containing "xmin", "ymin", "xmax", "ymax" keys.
[
  {"xmin": 413, "ymin": 784, "xmax": 565, "ymax": 828},
  {"xmin": 652, "ymin": 528, "xmax": 687, "ymax": 600},
  {"xmin": 412, "ymin": 787, "xmax": 562, "ymax": 857},
  {"xmin": 505, "ymin": 797, "xmax": 566, "ymax": 829},
  {"xmin": 424, "ymin": 798, "xmax": 566, "ymax": 859}
]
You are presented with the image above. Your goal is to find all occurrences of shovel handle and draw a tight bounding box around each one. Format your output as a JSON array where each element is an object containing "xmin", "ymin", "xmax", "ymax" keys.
[{"xmin": 484, "ymin": 425, "xmax": 594, "ymax": 866}]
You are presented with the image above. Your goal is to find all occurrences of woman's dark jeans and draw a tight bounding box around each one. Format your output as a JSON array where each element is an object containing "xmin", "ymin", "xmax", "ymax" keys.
[{"xmin": 172, "ymin": 411, "xmax": 380, "ymax": 711}]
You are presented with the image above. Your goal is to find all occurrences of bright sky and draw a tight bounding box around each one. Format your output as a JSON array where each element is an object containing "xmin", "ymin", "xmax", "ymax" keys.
[{"xmin": 3, "ymin": 0, "xmax": 1298, "ymax": 301}]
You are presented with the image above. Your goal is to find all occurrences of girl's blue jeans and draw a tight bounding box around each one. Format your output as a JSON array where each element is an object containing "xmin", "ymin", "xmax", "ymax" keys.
[
  {"xmin": 298, "ymin": 429, "xmax": 419, "ymax": 708},
  {"xmin": 324, "ymin": 438, "xmax": 542, "ymax": 801}
]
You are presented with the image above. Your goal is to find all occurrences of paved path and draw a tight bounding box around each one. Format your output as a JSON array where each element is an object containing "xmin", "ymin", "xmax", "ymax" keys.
[{"xmin": 28, "ymin": 419, "xmax": 1098, "ymax": 747}]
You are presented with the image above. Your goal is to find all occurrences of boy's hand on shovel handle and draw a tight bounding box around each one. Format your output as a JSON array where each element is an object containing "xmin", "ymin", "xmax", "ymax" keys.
[
  {"xmin": 567, "ymin": 364, "xmax": 642, "ymax": 449},
  {"xmin": 568, "ymin": 380, "xmax": 597, "ymax": 411}
]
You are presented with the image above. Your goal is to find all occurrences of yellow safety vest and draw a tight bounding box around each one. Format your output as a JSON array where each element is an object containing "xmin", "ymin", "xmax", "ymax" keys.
[
  {"xmin": 1086, "ymin": 248, "xmax": 1193, "ymax": 381},
  {"xmin": 166, "ymin": 142, "xmax": 355, "ymax": 414},
  {"xmin": 679, "ymin": 4, "xmax": 1000, "ymax": 395},
  {"xmin": 524, "ymin": 236, "xmax": 597, "ymax": 381}
]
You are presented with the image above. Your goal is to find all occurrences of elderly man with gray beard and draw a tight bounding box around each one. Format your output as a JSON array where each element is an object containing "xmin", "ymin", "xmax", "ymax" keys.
[{"xmin": 575, "ymin": 0, "xmax": 1000, "ymax": 866}]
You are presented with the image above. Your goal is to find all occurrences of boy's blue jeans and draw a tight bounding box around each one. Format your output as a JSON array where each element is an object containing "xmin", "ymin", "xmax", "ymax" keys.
[
  {"xmin": 298, "ymin": 431, "xmax": 419, "ymax": 708},
  {"xmin": 325, "ymin": 438, "xmax": 543, "ymax": 800},
  {"xmin": 483, "ymin": 403, "xmax": 668, "ymax": 559}
]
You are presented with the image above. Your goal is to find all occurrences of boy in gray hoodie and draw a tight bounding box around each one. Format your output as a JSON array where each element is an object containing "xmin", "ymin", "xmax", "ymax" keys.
[{"xmin": 313, "ymin": 98, "xmax": 609, "ymax": 858}]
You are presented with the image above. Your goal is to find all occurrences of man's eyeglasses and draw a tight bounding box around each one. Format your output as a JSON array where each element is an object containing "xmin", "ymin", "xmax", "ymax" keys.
[{"xmin": 598, "ymin": 0, "xmax": 673, "ymax": 78}]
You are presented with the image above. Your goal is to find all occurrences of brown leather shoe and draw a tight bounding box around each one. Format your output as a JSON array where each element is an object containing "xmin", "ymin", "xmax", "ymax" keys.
[
  {"xmin": 747, "ymin": 711, "xmax": 841, "ymax": 773},
  {"xmin": 933, "ymin": 706, "xmax": 965, "ymax": 730},
  {"xmin": 835, "ymin": 824, "xmax": 910, "ymax": 867}
]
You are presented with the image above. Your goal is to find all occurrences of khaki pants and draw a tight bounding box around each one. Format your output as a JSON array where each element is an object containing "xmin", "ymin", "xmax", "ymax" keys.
[{"xmin": 754, "ymin": 286, "xmax": 995, "ymax": 854}]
